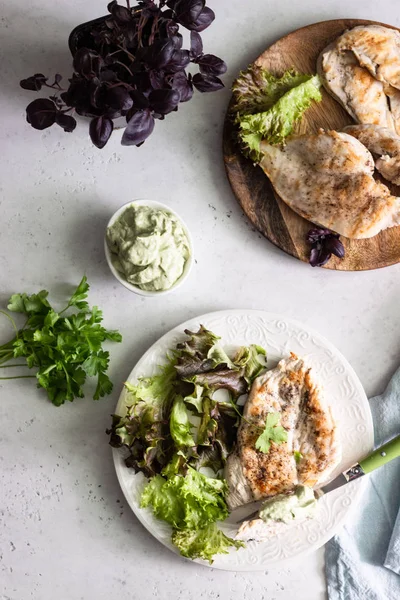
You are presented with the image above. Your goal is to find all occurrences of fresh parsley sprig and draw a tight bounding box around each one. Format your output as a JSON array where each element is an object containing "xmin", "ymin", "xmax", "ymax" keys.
[
  {"xmin": 255, "ymin": 412, "xmax": 288, "ymax": 453},
  {"xmin": 0, "ymin": 276, "xmax": 122, "ymax": 406}
]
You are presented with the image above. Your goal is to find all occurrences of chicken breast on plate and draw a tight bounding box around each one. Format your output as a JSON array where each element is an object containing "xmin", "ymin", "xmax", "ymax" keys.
[
  {"xmin": 317, "ymin": 42, "xmax": 397, "ymax": 131},
  {"xmin": 343, "ymin": 123, "xmax": 400, "ymax": 185},
  {"xmin": 258, "ymin": 130, "xmax": 400, "ymax": 239},
  {"xmin": 225, "ymin": 354, "xmax": 340, "ymax": 510},
  {"xmin": 336, "ymin": 25, "xmax": 400, "ymax": 91}
]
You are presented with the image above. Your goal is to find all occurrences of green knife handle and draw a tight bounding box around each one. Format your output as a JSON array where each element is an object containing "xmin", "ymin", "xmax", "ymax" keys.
[{"xmin": 359, "ymin": 435, "xmax": 400, "ymax": 474}]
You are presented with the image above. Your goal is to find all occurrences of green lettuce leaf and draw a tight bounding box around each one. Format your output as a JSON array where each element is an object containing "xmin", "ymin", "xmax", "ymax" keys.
[
  {"xmin": 172, "ymin": 523, "xmax": 244, "ymax": 563},
  {"xmin": 197, "ymin": 396, "xmax": 218, "ymax": 446},
  {"xmin": 207, "ymin": 344, "xmax": 237, "ymax": 370},
  {"xmin": 140, "ymin": 467, "xmax": 229, "ymax": 530},
  {"xmin": 183, "ymin": 382, "xmax": 204, "ymax": 413},
  {"xmin": 170, "ymin": 395, "xmax": 195, "ymax": 447},
  {"xmin": 237, "ymin": 75, "xmax": 322, "ymax": 161},
  {"xmin": 126, "ymin": 356, "xmax": 177, "ymax": 403},
  {"xmin": 233, "ymin": 344, "xmax": 266, "ymax": 384},
  {"xmin": 162, "ymin": 451, "xmax": 187, "ymax": 478},
  {"xmin": 232, "ymin": 65, "xmax": 311, "ymax": 115},
  {"xmin": 107, "ymin": 357, "xmax": 179, "ymax": 476}
]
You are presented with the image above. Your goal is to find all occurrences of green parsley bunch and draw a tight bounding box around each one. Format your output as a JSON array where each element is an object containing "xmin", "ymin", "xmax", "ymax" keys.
[{"xmin": 0, "ymin": 276, "xmax": 122, "ymax": 406}]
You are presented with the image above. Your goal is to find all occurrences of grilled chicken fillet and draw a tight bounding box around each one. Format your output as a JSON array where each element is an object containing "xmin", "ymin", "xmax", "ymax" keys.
[
  {"xmin": 258, "ymin": 130, "xmax": 400, "ymax": 239},
  {"xmin": 343, "ymin": 123, "xmax": 400, "ymax": 185},
  {"xmin": 317, "ymin": 42, "xmax": 397, "ymax": 131},
  {"xmin": 225, "ymin": 354, "xmax": 340, "ymax": 510},
  {"xmin": 336, "ymin": 25, "xmax": 400, "ymax": 91}
]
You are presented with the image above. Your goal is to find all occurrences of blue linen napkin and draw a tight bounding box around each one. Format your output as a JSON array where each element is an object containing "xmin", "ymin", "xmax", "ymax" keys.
[{"xmin": 325, "ymin": 366, "xmax": 400, "ymax": 599}]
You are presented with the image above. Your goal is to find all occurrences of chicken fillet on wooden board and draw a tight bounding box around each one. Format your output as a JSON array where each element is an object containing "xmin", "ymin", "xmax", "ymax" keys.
[
  {"xmin": 317, "ymin": 43, "xmax": 397, "ymax": 131},
  {"xmin": 343, "ymin": 123, "xmax": 400, "ymax": 185},
  {"xmin": 258, "ymin": 130, "xmax": 400, "ymax": 239},
  {"xmin": 336, "ymin": 25, "xmax": 400, "ymax": 91},
  {"xmin": 225, "ymin": 354, "xmax": 341, "ymax": 511}
]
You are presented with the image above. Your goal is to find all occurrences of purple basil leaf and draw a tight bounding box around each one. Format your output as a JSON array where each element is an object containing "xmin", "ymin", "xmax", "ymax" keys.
[
  {"xmin": 73, "ymin": 48, "xmax": 103, "ymax": 79},
  {"xmin": 192, "ymin": 72, "xmax": 224, "ymax": 92},
  {"xmin": 306, "ymin": 228, "xmax": 336, "ymax": 244},
  {"xmin": 54, "ymin": 73, "xmax": 62, "ymax": 85},
  {"xmin": 107, "ymin": 1, "xmax": 118, "ymax": 12},
  {"xmin": 99, "ymin": 69, "xmax": 118, "ymax": 83},
  {"xmin": 149, "ymin": 69, "xmax": 166, "ymax": 90},
  {"xmin": 121, "ymin": 109, "xmax": 155, "ymax": 146},
  {"xmin": 164, "ymin": 19, "xmax": 179, "ymax": 37},
  {"xmin": 324, "ymin": 236, "xmax": 345, "ymax": 259},
  {"xmin": 190, "ymin": 7, "xmax": 215, "ymax": 32},
  {"xmin": 90, "ymin": 82, "xmax": 105, "ymax": 109},
  {"xmin": 172, "ymin": 71, "xmax": 193, "ymax": 102},
  {"xmin": 130, "ymin": 90, "xmax": 149, "ymax": 109},
  {"xmin": 149, "ymin": 89, "xmax": 180, "ymax": 114},
  {"xmin": 309, "ymin": 247, "xmax": 331, "ymax": 268},
  {"xmin": 20, "ymin": 74, "xmax": 47, "ymax": 91},
  {"xmin": 55, "ymin": 112, "xmax": 77, "ymax": 132},
  {"xmin": 89, "ymin": 115, "xmax": 113, "ymax": 149},
  {"xmin": 166, "ymin": 50, "xmax": 190, "ymax": 73},
  {"xmin": 26, "ymin": 98, "xmax": 56, "ymax": 130},
  {"xmin": 146, "ymin": 39, "xmax": 175, "ymax": 69},
  {"xmin": 174, "ymin": 0, "xmax": 205, "ymax": 24},
  {"xmin": 106, "ymin": 86, "xmax": 134, "ymax": 111},
  {"xmin": 171, "ymin": 34, "xmax": 183, "ymax": 49},
  {"xmin": 190, "ymin": 31, "xmax": 203, "ymax": 58},
  {"xmin": 196, "ymin": 54, "xmax": 227, "ymax": 75},
  {"xmin": 129, "ymin": 71, "xmax": 152, "ymax": 95},
  {"xmin": 109, "ymin": 4, "xmax": 132, "ymax": 23}
]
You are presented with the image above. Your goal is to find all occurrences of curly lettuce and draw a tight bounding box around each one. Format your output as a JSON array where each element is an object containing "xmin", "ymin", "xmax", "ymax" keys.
[
  {"xmin": 108, "ymin": 325, "xmax": 268, "ymax": 562},
  {"xmin": 232, "ymin": 65, "xmax": 312, "ymax": 115},
  {"xmin": 170, "ymin": 395, "xmax": 195, "ymax": 447},
  {"xmin": 107, "ymin": 356, "xmax": 178, "ymax": 476},
  {"xmin": 233, "ymin": 344, "xmax": 266, "ymax": 384},
  {"xmin": 140, "ymin": 467, "xmax": 229, "ymax": 530},
  {"xmin": 141, "ymin": 468, "xmax": 242, "ymax": 563},
  {"xmin": 172, "ymin": 523, "xmax": 244, "ymax": 563},
  {"xmin": 238, "ymin": 75, "xmax": 322, "ymax": 161}
]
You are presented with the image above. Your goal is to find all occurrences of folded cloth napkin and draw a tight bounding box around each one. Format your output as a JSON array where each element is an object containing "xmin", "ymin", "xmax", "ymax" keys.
[{"xmin": 325, "ymin": 366, "xmax": 400, "ymax": 600}]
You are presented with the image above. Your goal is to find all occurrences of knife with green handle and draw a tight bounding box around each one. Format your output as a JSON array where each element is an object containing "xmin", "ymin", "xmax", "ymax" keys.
[
  {"xmin": 238, "ymin": 435, "xmax": 400, "ymax": 522},
  {"xmin": 316, "ymin": 434, "xmax": 400, "ymax": 496}
]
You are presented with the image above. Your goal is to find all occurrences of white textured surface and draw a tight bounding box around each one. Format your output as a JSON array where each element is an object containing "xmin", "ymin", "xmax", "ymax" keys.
[
  {"xmin": 1, "ymin": 0, "xmax": 400, "ymax": 598},
  {"xmin": 114, "ymin": 310, "xmax": 373, "ymax": 570}
]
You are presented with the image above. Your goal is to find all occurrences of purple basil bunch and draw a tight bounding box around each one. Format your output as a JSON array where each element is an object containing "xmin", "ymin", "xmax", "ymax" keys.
[
  {"xmin": 307, "ymin": 228, "xmax": 345, "ymax": 267},
  {"xmin": 20, "ymin": 0, "xmax": 227, "ymax": 149}
]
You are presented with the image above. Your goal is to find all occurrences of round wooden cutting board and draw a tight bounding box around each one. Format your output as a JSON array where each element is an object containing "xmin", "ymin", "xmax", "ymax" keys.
[{"xmin": 223, "ymin": 19, "xmax": 400, "ymax": 271}]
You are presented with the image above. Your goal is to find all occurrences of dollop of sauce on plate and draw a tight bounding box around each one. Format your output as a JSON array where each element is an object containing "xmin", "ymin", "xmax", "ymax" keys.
[{"xmin": 259, "ymin": 485, "xmax": 318, "ymax": 524}]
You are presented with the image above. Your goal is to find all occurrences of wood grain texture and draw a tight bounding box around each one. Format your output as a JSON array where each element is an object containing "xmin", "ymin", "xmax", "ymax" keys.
[{"xmin": 223, "ymin": 19, "xmax": 400, "ymax": 270}]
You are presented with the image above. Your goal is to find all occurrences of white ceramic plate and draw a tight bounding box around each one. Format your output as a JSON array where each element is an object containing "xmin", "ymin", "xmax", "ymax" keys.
[{"xmin": 112, "ymin": 310, "xmax": 374, "ymax": 571}]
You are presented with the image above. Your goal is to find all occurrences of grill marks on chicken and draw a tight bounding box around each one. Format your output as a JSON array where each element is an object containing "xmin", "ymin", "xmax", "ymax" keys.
[
  {"xmin": 336, "ymin": 25, "xmax": 400, "ymax": 91},
  {"xmin": 344, "ymin": 123, "xmax": 400, "ymax": 185},
  {"xmin": 225, "ymin": 355, "xmax": 340, "ymax": 510},
  {"xmin": 318, "ymin": 26, "xmax": 400, "ymax": 134},
  {"xmin": 258, "ymin": 130, "xmax": 400, "ymax": 239},
  {"xmin": 318, "ymin": 43, "xmax": 396, "ymax": 131}
]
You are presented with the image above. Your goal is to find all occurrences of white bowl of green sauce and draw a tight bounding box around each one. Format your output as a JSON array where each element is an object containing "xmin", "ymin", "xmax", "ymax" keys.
[{"xmin": 104, "ymin": 200, "xmax": 193, "ymax": 297}]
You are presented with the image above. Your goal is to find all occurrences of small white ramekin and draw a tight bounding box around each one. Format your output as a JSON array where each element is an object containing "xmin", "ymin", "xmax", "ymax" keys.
[{"xmin": 104, "ymin": 199, "xmax": 193, "ymax": 297}]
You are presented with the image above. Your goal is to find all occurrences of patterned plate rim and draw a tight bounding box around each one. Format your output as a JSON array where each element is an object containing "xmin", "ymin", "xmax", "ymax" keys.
[{"xmin": 112, "ymin": 309, "xmax": 374, "ymax": 571}]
